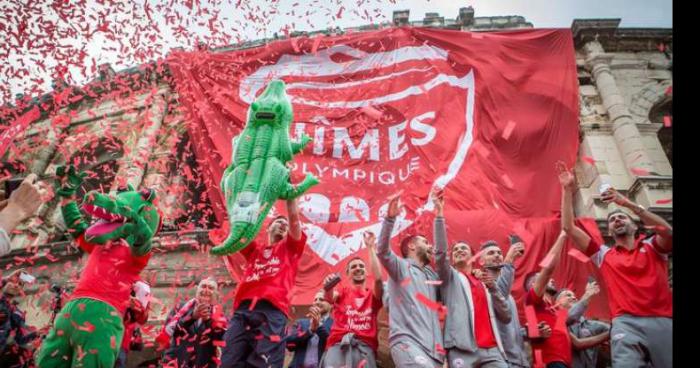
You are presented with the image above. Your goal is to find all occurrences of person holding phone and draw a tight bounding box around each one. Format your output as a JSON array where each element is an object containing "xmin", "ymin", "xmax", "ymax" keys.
[
  {"xmin": 558, "ymin": 162, "xmax": 672, "ymax": 368},
  {"xmin": 554, "ymin": 280, "xmax": 610, "ymax": 368},
  {"xmin": 0, "ymin": 174, "xmax": 46, "ymax": 256},
  {"xmin": 162, "ymin": 277, "xmax": 227, "ymax": 368}
]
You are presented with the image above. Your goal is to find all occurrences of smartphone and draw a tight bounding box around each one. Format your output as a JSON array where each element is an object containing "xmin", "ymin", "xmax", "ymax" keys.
[
  {"xmin": 509, "ymin": 234, "xmax": 522, "ymax": 245},
  {"xmin": 4, "ymin": 178, "xmax": 24, "ymax": 198},
  {"xmin": 323, "ymin": 273, "xmax": 342, "ymax": 291},
  {"xmin": 19, "ymin": 272, "xmax": 36, "ymax": 284}
]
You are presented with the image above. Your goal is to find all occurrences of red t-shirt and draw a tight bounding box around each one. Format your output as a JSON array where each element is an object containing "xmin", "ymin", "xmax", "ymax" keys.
[
  {"xmin": 466, "ymin": 273, "xmax": 498, "ymax": 349},
  {"xmin": 231, "ymin": 232, "xmax": 307, "ymax": 317},
  {"xmin": 586, "ymin": 235, "xmax": 673, "ymax": 319},
  {"xmin": 525, "ymin": 288, "xmax": 572, "ymax": 366},
  {"xmin": 327, "ymin": 285, "xmax": 383, "ymax": 352},
  {"xmin": 70, "ymin": 235, "xmax": 151, "ymax": 315}
]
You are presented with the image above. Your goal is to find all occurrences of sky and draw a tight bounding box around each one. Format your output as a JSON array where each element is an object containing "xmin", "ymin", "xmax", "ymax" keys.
[{"xmin": 0, "ymin": 0, "xmax": 672, "ymax": 104}]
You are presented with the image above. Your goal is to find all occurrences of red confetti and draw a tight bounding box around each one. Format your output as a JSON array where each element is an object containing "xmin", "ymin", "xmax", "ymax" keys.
[
  {"xmin": 501, "ymin": 174, "xmax": 514, "ymax": 189},
  {"xmin": 582, "ymin": 156, "xmax": 596, "ymax": 165},
  {"xmin": 630, "ymin": 167, "xmax": 650, "ymax": 176},
  {"xmin": 248, "ymin": 297, "xmax": 259, "ymax": 311},
  {"xmin": 311, "ymin": 36, "xmax": 322, "ymax": 54},
  {"xmin": 435, "ymin": 343, "xmax": 446, "ymax": 355},
  {"xmin": 655, "ymin": 198, "xmax": 672, "ymax": 205},
  {"xmin": 501, "ymin": 120, "xmax": 516, "ymax": 140},
  {"xmin": 415, "ymin": 292, "xmax": 442, "ymax": 311},
  {"xmin": 269, "ymin": 335, "xmax": 281, "ymax": 342},
  {"xmin": 663, "ymin": 116, "xmax": 671, "ymax": 128},
  {"xmin": 567, "ymin": 248, "xmax": 589, "ymax": 263},
  {"xmin": 471, "ymin": 141, "xmax": 491, "ymax": 158}
]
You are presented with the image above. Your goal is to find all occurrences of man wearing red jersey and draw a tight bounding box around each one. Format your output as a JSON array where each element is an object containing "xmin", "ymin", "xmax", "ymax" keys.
[
  {"xmin": 524, "ymin": 231, "xmax": 571, "ymax": 368},
  {"xmin": 221, "ymin": 198, "xmax": 307, "ymax": 368},
  {"xmin": 320, "ymin": 231, "xmax": 384, "ymax": 368},
  {"xmin": 558, "ymin": 163, "xmax": 672, "ymax": 368}
]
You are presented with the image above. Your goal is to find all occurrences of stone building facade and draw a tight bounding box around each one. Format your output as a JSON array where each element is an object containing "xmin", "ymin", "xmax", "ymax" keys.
[{"xmin": 0, "ymin": 7, "xmax": 671, "ymax": 367}]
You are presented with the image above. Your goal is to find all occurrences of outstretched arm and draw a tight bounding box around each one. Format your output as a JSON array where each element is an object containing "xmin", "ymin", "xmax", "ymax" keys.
[
  {"xmin": 603, "ymin": 187, "xmax": 672, "ymax": 253},
  {"xmin": 287, "ymin": 198, "xmax": 302, "ymax": 241},
  {"xmin": 376, "ymin": 194, "xmax": 405, "ymax": 281},
  {"xmin": 557, "ymin": 162, "xmax": 594, "ymax": 253},
  {"xmin": 291, "ymin": 134, "xmax": 311, "ymax": 155},
  {"xmin": 533, "ymin": 231, "xmax": 567, "ymax": 298}
]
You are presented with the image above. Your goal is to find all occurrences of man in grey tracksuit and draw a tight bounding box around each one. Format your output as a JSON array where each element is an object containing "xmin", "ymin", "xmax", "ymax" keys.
[
  {"xmin": 376, "ymin": 195, "xmax": 444, "ymax": 368},
  {"xmin": 482, "ymin": 239, "xmax": 531, "ymax": 368},
  {"xmin": 556, "ymin": 281, "xmax": 611, "ymax": 368},
  {"xmin": 432, "ymin": 190, "xmax": 511, "ymax": 368}
]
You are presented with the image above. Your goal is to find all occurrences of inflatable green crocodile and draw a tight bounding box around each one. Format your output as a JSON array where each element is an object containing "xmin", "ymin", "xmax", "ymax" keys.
[{"xmin": 211, "ymin": 80, "xmax": 319, "ymax": 255}]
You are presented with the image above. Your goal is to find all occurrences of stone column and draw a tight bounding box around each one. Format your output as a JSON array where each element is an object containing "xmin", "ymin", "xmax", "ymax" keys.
[{"xmin": 583, "ymin": 41, "xmax": 657, "ymax": 177}]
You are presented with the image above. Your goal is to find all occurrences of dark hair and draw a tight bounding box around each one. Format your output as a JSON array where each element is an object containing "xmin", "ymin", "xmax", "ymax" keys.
[
  {"xmin": 272, "ymin": 215, "xmax": 288, "ymax": 223},
  {"xmin": 606, "ymin": 209, "xmax": 632, "ymax": 222},
  {"xmin": 523, "ymin": 271, "xmax": 539, "ymax": 291},
  {"xmin": 480, "ymin": 240, "xmax": 499, "ymax": 251},
  {"xmin": 400, "ymin": 235, "xmax": 421, "ymax": 258},
  {"xmin": 450, "ymin": 241, "xmax": 473, "ymax": 255},
  {"xmin": 345, "ymin": 256, "xmax": 365, "ymax": 274}
]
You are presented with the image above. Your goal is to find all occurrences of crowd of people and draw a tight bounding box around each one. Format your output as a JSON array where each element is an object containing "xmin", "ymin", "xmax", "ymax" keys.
[{"xmin": 0, "ymin": 161, "xmax": 673, "ymax": 368}]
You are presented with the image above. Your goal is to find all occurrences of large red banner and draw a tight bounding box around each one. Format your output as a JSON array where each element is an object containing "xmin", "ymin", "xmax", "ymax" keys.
[{"xmin": 168, "ymin": 27, "xmax": 610, "ymax": 320}]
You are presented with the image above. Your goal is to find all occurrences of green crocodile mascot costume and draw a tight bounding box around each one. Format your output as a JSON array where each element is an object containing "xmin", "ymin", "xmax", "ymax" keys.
[
  {"xmin": 36, "ymin": 165, "xmax": 162, "ymax": 368},
  {"xmin": 211, "ymin": 80, "xmax": 319, "ymax": 255}
]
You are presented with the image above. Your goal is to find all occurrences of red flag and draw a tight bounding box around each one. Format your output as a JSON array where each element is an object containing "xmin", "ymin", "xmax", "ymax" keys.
[{"xmin": 167, "ymin": 28, "xmax": 585, "ymax": 312}]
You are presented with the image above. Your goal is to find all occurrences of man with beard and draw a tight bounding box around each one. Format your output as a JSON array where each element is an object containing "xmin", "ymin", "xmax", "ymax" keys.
[
  {"xmin": 376, "ymin": 194, "xmax": 443, "ymax": 367},
  {"xmin": 221, "ymin": 198, "xmax": 308, "ymax": 368},
  {"xmin": 523, "ymin": 230, "xmax": 570, "ymax": 368},
  {"xmin": 285, "ymin": 291, "xmax": 333, "ymax": 368},
  {"xmin": 554, "ymin": 280, "xmax": 611, "ymax": 368},
  {"xmin": 320, "ymin": 231, "xmax": 383, "ymax": 368},
  {"xmin": 432, "ymin": 190, "xmax": 511, "ymax": 368},
  {"xmin": 479, "ymin": 239, "xmax": 533, "ymax": 368},
  {"xmin": 558, "ymin": 164, "xmax": 672, "ymax": 368}
]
